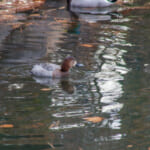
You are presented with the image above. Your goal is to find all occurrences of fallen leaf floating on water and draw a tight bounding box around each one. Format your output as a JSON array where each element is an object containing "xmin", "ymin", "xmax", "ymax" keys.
[
  {"xmin": 83, "ymin": 116, "xmax": 104, "ymax": 123},
  {"xmin": 0, "ymin": 124, "xmax": 14, "ymax": 128},
  {"xmin": 80, "ymin": 44, "xmax": 94, "ymax": 48},
  {"xmin": 40, "ymin": 88, "xmax": 51, "ymax": 91}
]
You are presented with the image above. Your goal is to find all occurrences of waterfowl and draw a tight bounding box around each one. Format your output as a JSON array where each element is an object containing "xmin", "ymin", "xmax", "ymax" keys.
[
  {"xmin": 31, "ymin": 56, "xmax": 78, "ymax": 78},
  {"xmin": 67, "ymin": 0, "xmax": 118, "ymax": 8}
]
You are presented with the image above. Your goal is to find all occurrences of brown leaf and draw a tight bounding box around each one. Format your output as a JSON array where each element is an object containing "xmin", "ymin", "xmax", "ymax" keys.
[
  {"xmin": 0, "ymin": 124, "xmax": 14, "ymax": 128},
  {"xmin": 80, "ymin": 44, "xmax": 94, "ymax": 48},
  {"xmin": 40, "ymin": 88, "xmax": 51, "ymax": 91},
  {"xmin": 83, "ymin": 116, "xmax": 104, "ymax": 123}
]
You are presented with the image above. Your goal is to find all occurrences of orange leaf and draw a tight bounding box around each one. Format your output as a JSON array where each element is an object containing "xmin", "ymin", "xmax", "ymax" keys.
[
  {"xmin": 80, "ymin": 44, "xmax": 94, "ymax": 48},
  {"xmin": 0, "ymin": 124, "xmax": 14, "ymax": 128},
  {"xmin": 40, "ymin": 88, "xmax": 51, "ymax": 91},
  {"xmin": 83, "ymin": 116, "xmax": 104, "ymax": 123}
]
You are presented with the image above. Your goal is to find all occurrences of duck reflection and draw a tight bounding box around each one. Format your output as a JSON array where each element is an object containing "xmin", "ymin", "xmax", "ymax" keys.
[
  {"xmin": 33, "ymin": 77, "xmax": 75, "ymax": 94},
  {"xmin": 60, "ymin": 80, "xmax": 75, "ymax": 94},
  {"xmin": 68, "ymin": 3, "xmax": 121, "ymax": 23}
]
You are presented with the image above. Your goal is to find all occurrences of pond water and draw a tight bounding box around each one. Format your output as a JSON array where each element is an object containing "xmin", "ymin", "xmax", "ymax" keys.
[{"xmin": 0, "ymin": 0, "xmax": 150, "ymax": 150}]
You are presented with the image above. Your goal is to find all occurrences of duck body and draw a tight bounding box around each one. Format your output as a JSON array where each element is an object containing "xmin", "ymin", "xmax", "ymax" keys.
[
  {"xmin": 31, "ymin": 56, "xmax": 77, "ymax": 78},
  {"xmin": 69, "ymin": 0, "xmax": 117, "ymax": 8},
  {"xmin": 31, "ymin": 63, "xmax": 63, "ymax": 78}
]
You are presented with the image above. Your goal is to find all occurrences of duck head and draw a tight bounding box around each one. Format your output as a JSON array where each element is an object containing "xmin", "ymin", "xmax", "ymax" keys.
[{"xmin": 61, "ymin": 56, "xmax": 77, "ymax": 72}]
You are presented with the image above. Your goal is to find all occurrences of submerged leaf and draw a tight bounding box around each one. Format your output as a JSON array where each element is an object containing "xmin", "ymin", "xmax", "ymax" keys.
[
  {"xmin": 83, "ymin": 116, "xmax": 104, "ymax": 123},
  {"xmin": 127, "ymin": 145, "xmax": 133, "ymax": 148}
]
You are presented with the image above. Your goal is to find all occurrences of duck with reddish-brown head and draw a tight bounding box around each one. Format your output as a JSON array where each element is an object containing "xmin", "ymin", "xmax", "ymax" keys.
[{"xmin": 31, "ymin": 56, "xmax": 79, "ymax": 78}]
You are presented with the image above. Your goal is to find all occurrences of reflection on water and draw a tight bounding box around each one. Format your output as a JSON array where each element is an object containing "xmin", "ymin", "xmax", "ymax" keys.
[
  {"xmin": 0, "ymin": 0, "xmax": 150, "ymax": 150},
  {"xmin": 95, "ymin": 27, "xmax": 130, "ymax": 130}
]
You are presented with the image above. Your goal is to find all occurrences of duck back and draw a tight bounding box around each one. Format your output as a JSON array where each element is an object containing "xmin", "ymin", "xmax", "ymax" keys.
[
  {"xmin": 31, "ymin": 63, "xmax": 60, "ymax": 77},
  {"xmin": 70, "ymin": 0, "xmax": 116, "ymax": 7}
]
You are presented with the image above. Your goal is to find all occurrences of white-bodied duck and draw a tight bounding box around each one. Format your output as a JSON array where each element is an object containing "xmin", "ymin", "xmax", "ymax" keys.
[
  {"xmin": 31, "ymin": 56, "xmax": 82, "ymax": 78},
  {"xmin": 67, "ymin": 0, "xmax": 118, "ymax": 8}
]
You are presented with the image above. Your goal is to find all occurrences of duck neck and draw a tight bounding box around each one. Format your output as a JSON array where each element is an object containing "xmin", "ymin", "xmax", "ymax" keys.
[
  {"xmin": 61, "ymin": 65, "xmax": 70, "ymax": 72},
  {"xmin": 67, "ymin": 0, "xmax": 71, "ymax": 10},
  {"xmin": 107, "ymin": 0, "xmax": 117, "ymax": 2}
]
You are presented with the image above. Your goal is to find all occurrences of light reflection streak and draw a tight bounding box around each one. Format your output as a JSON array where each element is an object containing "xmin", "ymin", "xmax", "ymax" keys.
[{"xmin": 94, "ymin": 24, "xmax": 130, "ymax": 133}]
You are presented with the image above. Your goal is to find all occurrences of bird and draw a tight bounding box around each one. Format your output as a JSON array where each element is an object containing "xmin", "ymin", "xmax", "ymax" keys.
[
  {"xmin": 31, "ymin": 56, "xmax": 80, "ymax": 78},
  {"xmin": 67, "ymin": 0, "xmax": 118, "ymax": 8}
]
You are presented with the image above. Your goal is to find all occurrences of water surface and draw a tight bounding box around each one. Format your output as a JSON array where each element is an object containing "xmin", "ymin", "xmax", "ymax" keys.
[{"xmin": 0, "ymin": 0, "xmax": 150, "ymax": 150}]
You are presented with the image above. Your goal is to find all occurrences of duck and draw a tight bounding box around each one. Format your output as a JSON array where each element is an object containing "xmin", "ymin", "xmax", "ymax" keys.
[
  {"xmin": 67, "ymin": 0, "xmax": 118, "ymax": 8},
  {"xmin": 31, "ymin": 56, "xmax": 80, "ymax": 78}
]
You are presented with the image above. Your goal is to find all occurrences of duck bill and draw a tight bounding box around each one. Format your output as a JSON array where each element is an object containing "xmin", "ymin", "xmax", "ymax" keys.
[{"xmin": 75, "ymin": 63, "xmax": 84, "ymax": 67}]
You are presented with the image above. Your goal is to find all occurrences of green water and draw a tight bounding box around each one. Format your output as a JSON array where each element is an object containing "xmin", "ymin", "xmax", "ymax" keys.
[{"xmin": 0, "ymin": 0, "xmax": 150, "ymax": 150}]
